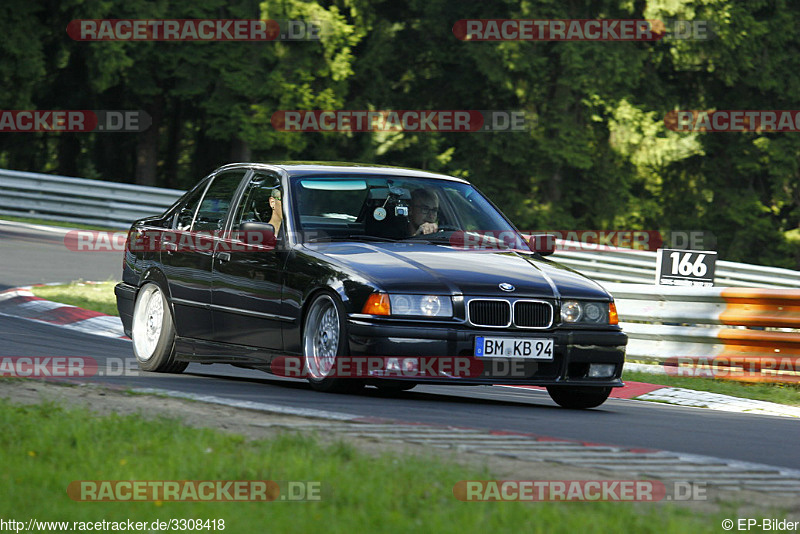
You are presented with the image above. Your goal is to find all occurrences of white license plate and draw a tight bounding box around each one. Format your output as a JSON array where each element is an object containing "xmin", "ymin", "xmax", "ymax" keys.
[{"xmin": 474, "ymin": 336, "xmax": 554, "ymax": 360}]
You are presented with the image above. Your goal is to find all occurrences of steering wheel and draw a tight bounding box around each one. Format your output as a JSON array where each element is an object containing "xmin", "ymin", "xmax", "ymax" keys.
[{"xmin": 406, "ymin": 224, "xmax": 460, "ymax": 239}]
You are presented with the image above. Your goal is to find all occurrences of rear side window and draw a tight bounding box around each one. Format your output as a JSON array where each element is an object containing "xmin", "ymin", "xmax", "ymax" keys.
[
  {"xmin": 192, "ymin": 171, "xmax": 247, "ymax": 233},
  {"xmin": 174, "ymin": 181, "xmax": 209, "ymax": 231}
]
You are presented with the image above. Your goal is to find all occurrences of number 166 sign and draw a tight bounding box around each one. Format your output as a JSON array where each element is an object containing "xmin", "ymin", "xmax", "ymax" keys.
[{"xmin": 656, "ymin": 248, "xmax": 717, "ymax": 287}]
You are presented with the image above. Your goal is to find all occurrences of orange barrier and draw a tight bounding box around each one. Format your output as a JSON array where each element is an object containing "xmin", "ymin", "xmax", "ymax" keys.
[
  {"xmin": 720, "ymin": 288, "xmax": 800, "ymax": 328},
  {"xmin": 715, "ymin": 289, "xmax": 800, "ymax": 382},
  {"xmin": 616, "ymin": 286, "xmax": 800, "ymax": 384}
]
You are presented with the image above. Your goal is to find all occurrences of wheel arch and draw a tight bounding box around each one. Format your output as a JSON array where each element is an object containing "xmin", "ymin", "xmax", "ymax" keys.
[
  {"xmin": 138, "ymin": 268, "xmax": 175, "ymax": 319},
  {"xmin": 300, "ymin": 285, "xmax": 347, "ymax": 340},
  {"xmin": 298, "ymin": 276, "xmax": 378, "ymax": 336}
]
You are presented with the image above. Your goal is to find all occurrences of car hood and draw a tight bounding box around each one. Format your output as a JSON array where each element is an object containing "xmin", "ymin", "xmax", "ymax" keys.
[{"xmin": 306, "ymin": 242, "xmax": 611, "ymax": 299}]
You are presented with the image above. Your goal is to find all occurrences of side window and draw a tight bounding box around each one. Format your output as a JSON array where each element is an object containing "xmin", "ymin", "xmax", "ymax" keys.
[
  {"xmin": 443, "ymin": 187, "xmax": 482, "ymax": 231},
  {"xmin": 233, "ymin": 172, "xmax": 282, "ymax": 227},
  {"xmin": 174, "ymin": 181, "xmax": 210, "ymax": 231},
  {"xmin": 192, "ymin": 170, "xmax": 247, "ymax": 233}
]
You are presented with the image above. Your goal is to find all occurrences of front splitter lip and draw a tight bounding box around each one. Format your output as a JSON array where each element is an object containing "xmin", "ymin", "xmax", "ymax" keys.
[{"xmin": 363, "ymin": 377, "xmax": 625, "ymax": 388}]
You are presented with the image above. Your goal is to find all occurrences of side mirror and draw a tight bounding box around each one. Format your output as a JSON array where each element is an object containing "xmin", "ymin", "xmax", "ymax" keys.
[
  {"xmin": 238, "ymin": 221, "xmax": 276, "ymax": 249},
  {"xmin": 527, "ymin": 233, "xmax": 556, "ymax": 256}
]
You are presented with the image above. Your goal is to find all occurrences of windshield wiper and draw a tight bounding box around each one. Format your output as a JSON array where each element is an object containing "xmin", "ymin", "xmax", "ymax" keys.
[
  {"xmin": 400, "ymin": 234, "xmax": 447, "ymax": 244},
  {"xmin": 306, "ymin": 234, "xmax": 400, "ymax": 243}
]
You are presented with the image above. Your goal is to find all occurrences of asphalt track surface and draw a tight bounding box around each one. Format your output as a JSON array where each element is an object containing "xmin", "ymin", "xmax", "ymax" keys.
[
  {"xmin": 0, "ymin": 221, "xmax": 121, "ymax": 289},
  {"xmin": 1, "ymin": 222, "xmax": 798, "ymax": 471}
]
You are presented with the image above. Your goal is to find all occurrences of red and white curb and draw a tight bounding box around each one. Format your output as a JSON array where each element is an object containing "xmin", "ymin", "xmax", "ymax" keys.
[
  {"xmin": 0, "ymin": 286, "xmax": 127, "ymax": 339},
  {"xmin": 633, "ymin": 387, "xmax": 800, "ymax": 418},
  {"xmin": 502, "ymin": 368, "xmax": 800, "ymax": 419},
  {"xmin": 623, "ymin": 362, "xmax": 800, "ymax": 418}
]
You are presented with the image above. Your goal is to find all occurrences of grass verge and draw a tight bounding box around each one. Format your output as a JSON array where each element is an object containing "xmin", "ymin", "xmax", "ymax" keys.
[
  {"xmin": 623, "ymin": 370, "xmax": 800, "ymax": 406},
  {"xmin": 0, "ymin": 398, "xmax": 748, "ymax": 533},
  {"xmin": 30, "ymin": 280, "xmax": 119, "ymax": 316}
]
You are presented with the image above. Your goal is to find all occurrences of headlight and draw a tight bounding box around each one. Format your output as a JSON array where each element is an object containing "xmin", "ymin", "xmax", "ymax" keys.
[
  {"xmin": 361, "ymin": 293, "xmax": 453, "ymax": 317},
  {"xmin": 561, "ymin": 301, "xmax": 582, "ymax": 322},
  {"xmin": 584, "ymin": 302, "xmax": 603, "ymax": 322},
  {"xmin": 390, "ymin": 294, "xmax": 452, "ymax": 317},
  {"xmin": 560, "ymin": 300, "xmax": 611, "ymax": 324}
]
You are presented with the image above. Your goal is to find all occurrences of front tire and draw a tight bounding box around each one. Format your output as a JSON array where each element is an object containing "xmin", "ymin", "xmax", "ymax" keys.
[
  {"xmin": 303, "ymin": 293, "xmax": 363, "ymax": 393},
  {"xmin": 546, "ymin": 386, "xmax": 611, "ymax": 409},
  {"xmin": 131, "ymin": 283, "xmax": 187, "ymax": 373}
]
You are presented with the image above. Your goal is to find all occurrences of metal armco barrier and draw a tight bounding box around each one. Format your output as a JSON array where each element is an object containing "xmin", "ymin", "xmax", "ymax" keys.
[
  {"xmin": 2, "ymin": 166, "xmax": 800, "ymax": 287},
  {"xmin": 0, "ymin": 168, "xmax": 183, "ymax": 228},
  {"xmin": 553, "ymin": 241, "xmax": 800, "ymax": 288},
  {"xmin": 2, "ymin": 168, "xmax": 800, "ymax": 384},
  {"xmin": 604, "ymin": 282, "xmax": 800, "ymax": 383}
]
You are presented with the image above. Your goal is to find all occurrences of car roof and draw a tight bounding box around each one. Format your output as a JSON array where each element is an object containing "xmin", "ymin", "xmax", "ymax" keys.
[{"xmin": 215, "ymin": 161, "xmax": 470, "ymax": 184}]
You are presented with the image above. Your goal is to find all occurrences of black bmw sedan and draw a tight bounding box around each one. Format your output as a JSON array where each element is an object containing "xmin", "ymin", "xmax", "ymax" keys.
[{"xmin": 115, "ymin": 163, "xmax": 627, "ymax": 408}]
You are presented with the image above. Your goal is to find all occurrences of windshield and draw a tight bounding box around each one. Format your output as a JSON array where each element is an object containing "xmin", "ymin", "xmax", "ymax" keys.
[{"xmin": 290, "ymin": 175, "xmax": 530, "ymax": 251}]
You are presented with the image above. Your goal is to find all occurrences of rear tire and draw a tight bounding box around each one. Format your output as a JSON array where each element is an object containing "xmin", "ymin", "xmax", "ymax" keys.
[
  {"xmin": 546, "ymin": 386, "xmax": 611, "ymax": 409},
  {"xmin": 131, "ymin": 283, "xmax": 188, "ymax": 373},
  {"xmin": 303, "ymin": 292, "xmax": 364, "ymax": 393}
]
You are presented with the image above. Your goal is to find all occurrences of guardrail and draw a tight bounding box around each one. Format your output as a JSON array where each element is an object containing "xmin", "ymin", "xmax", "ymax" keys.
[
  {"xmin": 605, "ymin": 282, "xmax": 800, "ymax": 384},
  {"xmin": 0, "ymin": 168, "xmax": 183, "ymax": 228},
  {"xmin": 554, "ymin": 242, "xmax": 800, "ymax": 288},
  {"xmin": 2, "ymin": 167, "xmax": 800, "ymax": 288},
  {"xmin": 2, "ymin": 167, "xmax": 799, "ymax": 382}
]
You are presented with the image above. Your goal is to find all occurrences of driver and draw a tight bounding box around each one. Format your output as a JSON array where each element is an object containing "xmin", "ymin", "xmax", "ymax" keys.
[
  {"xmin": 268, "ymin": 188, "xmax": 283, "ymax": 235},
  {"xmin": 407, "ymin": 188, "xmax": 439, "ymax": 236}
]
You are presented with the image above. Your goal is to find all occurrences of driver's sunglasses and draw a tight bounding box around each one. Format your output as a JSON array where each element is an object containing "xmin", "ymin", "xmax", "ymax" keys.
[{"xmin": 415, "ymin": 204, "xmax": 438, "ymax": 215}]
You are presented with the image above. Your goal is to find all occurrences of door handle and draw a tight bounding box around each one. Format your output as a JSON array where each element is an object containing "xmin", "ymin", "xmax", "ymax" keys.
[
  {"xmin": 217, "ymin": 252, "xmax": 231, "ymax": 262},
  {"xmin": 163, "ymin": 241, "xmax": 178, "ymax": 253}
]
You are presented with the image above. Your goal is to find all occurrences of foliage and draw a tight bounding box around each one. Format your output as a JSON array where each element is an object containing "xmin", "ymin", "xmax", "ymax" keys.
[{"xmin": 0, "ymin": 0, "xmax": 798, "ymax": 267}]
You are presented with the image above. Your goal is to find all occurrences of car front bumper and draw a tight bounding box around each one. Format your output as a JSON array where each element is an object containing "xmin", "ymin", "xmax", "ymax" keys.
[
  {"xmin": 346, "ymin": 318, "xmax": 627, "ymax": 387},
  {"xmin": 115, "ymin": 282, "xmax": 136, "ymax": 337}
]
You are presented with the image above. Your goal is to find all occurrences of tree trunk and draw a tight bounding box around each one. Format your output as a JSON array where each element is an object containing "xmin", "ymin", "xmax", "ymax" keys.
[
  {"xmin": 549, "ymin": 168, "xmax": 562, "ymax": 203},
  {"xmin": 134, "ymin": 97, "xmax": 163, "ymax": 186},
  {"xmin": 56, "ymin": 127, "xmax": 81, "ymax": 177},
  {"xmin": 229, "ymin": 137, "xmax": 251, "ymax": 162},
  {"xmin": 163, "ymin": 101, "xmax": 183, "ymax": 189}
]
